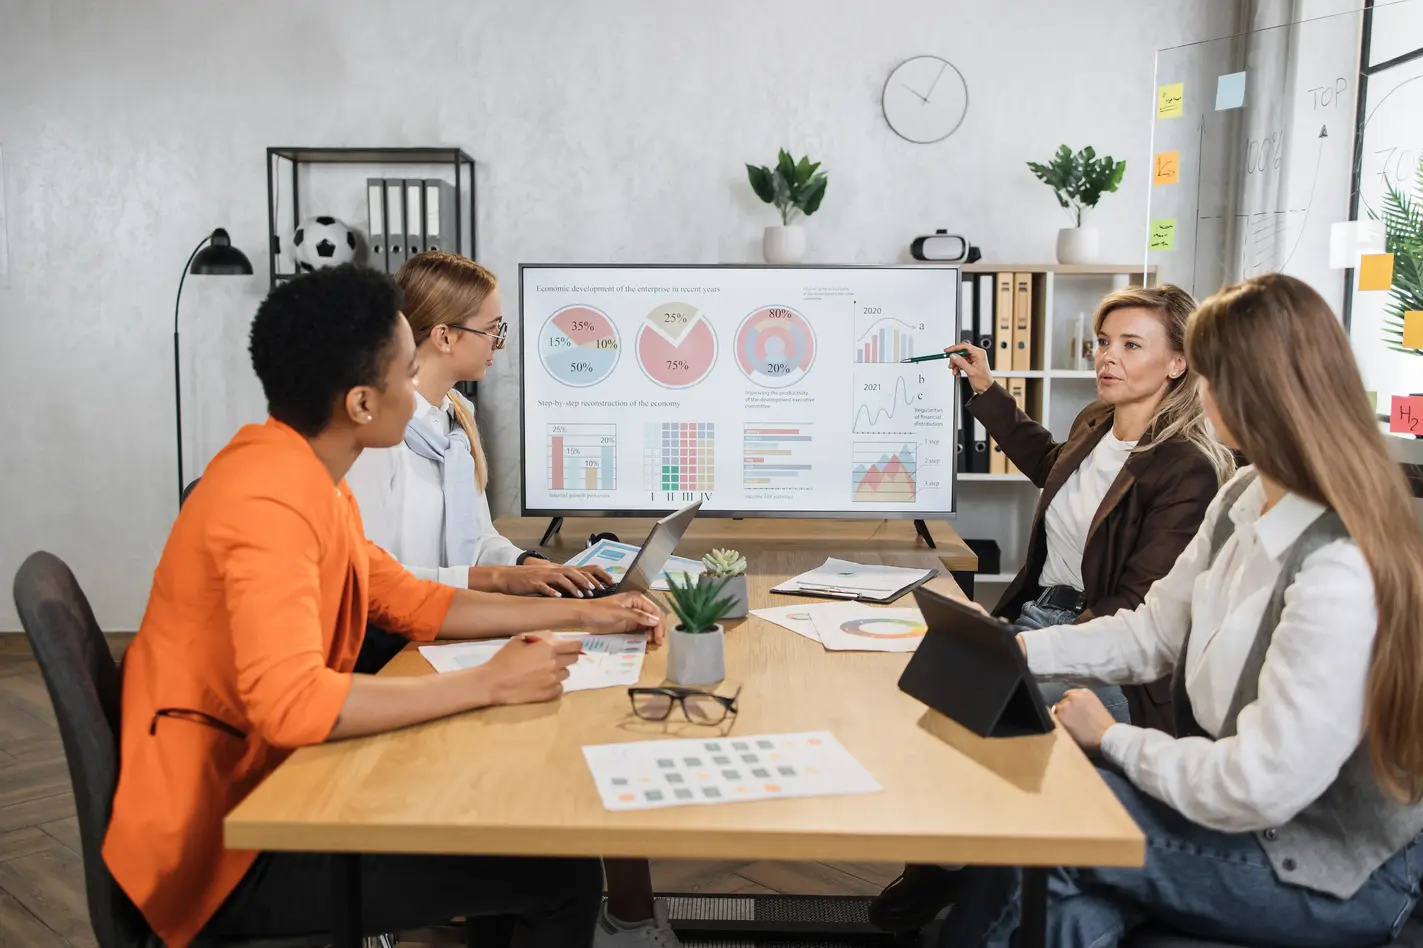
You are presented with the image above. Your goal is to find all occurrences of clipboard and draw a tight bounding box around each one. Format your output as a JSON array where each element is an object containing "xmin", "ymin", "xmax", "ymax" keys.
[{"xmin": 898, "ymin": 587, "xmax": 1054, "ymax": 737}]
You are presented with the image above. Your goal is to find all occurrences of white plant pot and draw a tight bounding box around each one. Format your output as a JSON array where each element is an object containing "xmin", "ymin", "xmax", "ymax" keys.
[
  {"xmin": 1056, "ymin": 226, "xmax": 1100, "ymax": 265},
  {"xmin": 668, "ymin": 624, "xmax": 726, "ymax": 686},
  {"xmin": 763, "ymin": 225, "xmax": 807, "ymax": 264}
]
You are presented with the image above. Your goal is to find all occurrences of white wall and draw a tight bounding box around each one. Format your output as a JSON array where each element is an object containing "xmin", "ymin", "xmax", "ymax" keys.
[{"xmin": 0, "ymin": 0, "xmax": 1240, "ymax": 631}]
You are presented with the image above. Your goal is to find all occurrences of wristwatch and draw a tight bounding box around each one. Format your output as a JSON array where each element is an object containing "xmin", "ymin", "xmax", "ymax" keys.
[{"xmin": 515, "ymin": 550, "xmax": 549, "ymax": 566}]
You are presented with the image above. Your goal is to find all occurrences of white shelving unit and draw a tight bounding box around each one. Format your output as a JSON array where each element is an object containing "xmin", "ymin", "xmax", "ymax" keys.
[{"xmin": 955, "ymin": 263, "xmax": 1157, "ymax": 606}]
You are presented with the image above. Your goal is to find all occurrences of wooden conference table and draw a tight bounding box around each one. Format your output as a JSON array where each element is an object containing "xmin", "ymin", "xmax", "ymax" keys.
[{"xmin": 225, "ymin": 521, "xmax": 1143, "ymax": 947}]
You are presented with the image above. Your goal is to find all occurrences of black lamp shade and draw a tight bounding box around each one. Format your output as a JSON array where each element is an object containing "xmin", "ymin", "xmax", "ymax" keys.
[{"xmin": 190, "ymin": 228, "xmax": 253, "ymax": 275}]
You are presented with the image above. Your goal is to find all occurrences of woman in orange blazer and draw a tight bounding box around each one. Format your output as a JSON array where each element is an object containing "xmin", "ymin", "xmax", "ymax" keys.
[{"xmin": 103, "ymin": 266, "xmax": 664, "ymax": 948}]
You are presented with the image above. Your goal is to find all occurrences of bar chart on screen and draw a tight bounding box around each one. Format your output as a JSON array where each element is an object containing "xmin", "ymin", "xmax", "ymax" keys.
[
  {"xmin": 743, "ymin": 423, "xmax": 814, "ymax": 492},
  {"xmin": 548, "ymin": 423, "xmax": 617, "ymax": 491},
  {"xmin": 854, "ymin": 315, "xmax": 923, "ymax": 363}
]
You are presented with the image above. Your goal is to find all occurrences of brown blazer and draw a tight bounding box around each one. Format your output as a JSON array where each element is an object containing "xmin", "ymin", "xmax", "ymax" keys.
[{"xmin": 969, "ymin": 383, "xmax": 1220, "ymax": 732}]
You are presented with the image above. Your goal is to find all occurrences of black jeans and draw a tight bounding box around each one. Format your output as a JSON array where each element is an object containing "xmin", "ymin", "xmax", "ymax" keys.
[{"xmin": 203, "ymin": 851, "xmax": 604, "ymax": 948}]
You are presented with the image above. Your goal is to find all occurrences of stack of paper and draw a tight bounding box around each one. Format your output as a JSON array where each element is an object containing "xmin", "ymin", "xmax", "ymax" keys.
[
  {"xmin": 418, "ymin": 633, "xmax": 647, "ymax": 691},
  {"xmin": 563, "ymin": 539, "xmax": 706, "ymax": 591},
  {"xmin": 752, "ymin": 602, "xmax": 927, "ymax": 653},
  {"xmin": 771, "ymin": 557, "xmax": 935, "ymax": 603},
  {"xmin": 583, "ymin": 730, "xmax": 883, "ymax": 810}
]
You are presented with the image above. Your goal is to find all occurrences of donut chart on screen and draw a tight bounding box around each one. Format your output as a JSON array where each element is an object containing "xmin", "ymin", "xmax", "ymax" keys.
[
  {"xmin": 539, "ymin": 305, "xmax": 620, "ymax": 387},
  {"xmin": 735, "ymin": 305, "xmax": 815, "ymax": 387},
  {"xmin": 636, "ymin": 302, "xmax": 718, "ymax": 389}
]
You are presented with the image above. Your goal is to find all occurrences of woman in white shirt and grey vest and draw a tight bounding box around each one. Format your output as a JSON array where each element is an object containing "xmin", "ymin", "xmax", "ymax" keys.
[
  {"xmin": 345, "ymin": 251, "xmax": 681, "ymax": 948},
  {"xmin": 874, "ymin": 286, "xmax": 1232, "ymax": 934},
  {"xmin": 938, "ymin": 274, "xmax": 1423, "ymax": 947}
]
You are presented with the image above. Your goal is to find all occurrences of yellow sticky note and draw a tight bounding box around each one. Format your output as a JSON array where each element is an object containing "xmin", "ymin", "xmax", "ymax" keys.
[
  {"xmin": 1360, "ymin": 253, "xmax": 1395, "ymax": 291},
  {"xmin": 1404, "ymin": 311, "xmax": 1423, "ymax": 349},
  {"xmin": 1157, "ymin": 83, "xmax": 1184, "ymax": 118},
  {"xmin": 1148, "ymin": 218, "xmax": 1176, "ymax": 251},
  {"xmin": 1153, "ymin": 151, "xmax": 1180, "ymax": 185}
]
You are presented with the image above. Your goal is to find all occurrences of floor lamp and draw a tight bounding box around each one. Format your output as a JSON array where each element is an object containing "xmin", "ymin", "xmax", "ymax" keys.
[{"xmin": 174, "ymin": 228, "xmax": 252, "ymax": 505}]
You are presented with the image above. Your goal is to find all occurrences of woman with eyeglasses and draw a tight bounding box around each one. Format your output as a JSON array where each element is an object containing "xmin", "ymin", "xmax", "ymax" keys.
[
  {"xmin": 348, "ymin": 252, "xmax": 613, "ymax": 614},
  {"xmin": 345, "ymin": 251, "xmax": 678, "ymax": 948}
]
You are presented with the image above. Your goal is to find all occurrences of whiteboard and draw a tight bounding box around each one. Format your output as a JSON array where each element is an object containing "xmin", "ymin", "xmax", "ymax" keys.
[{"xmin": 1148, "ymin": 6, "xmax": 1365, "ymax": 313}]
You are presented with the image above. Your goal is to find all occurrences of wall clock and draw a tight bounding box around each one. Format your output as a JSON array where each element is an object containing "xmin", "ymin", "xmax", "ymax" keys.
[{"xmin": 881, "ymin": 55, "xmax": 969, "ymax": 144}]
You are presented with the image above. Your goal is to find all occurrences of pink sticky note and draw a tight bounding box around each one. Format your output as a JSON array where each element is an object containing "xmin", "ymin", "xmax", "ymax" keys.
[{"xmin": 1390, "ymin": 396, "xmax": 1423, "ymax": 434}]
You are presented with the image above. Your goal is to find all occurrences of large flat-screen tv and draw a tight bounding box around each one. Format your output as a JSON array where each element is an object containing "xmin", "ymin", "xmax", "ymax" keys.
[{"xmin": 520, "ymin": 264, "xmax": 960, "ymax": 518}]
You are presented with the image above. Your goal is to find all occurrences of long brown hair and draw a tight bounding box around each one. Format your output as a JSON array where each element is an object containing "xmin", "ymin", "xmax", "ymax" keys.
[
  {"xmin": 1093, "ymin": 284, "xmax": 1235, "ymax": 483},
  {"xmin": 1188, "ymin": 272, "xmax": 1423, "ymax": 802},
  {"xmin": 394, "ymin": 251, "xmax": 496, "ymax": 491}
]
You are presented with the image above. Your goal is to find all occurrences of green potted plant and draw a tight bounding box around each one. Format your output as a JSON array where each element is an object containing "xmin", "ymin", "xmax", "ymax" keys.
[
  {"xmin": 1026, "ymin": 145, "xmax": 1126, "ymax": 265},
  {"xmin": 746, "ymin": 149, "xmax": 828, "ymax": 264},
  {"xmin": 1377, "ymin": 157, "xmax": 1423, "ymax": 357},
  {"xmin": 665, "ymin": 573, "xmax": 738, "ymax": 686},
  {"xmin": 701, "ymin": 548, "xmax": 749, "ymax": 618}
]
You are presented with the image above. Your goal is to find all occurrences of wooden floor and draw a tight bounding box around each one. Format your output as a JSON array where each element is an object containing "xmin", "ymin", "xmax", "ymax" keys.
[{"xmin": 0, "ymin": 637, "xmax": 898, "ymax": 946}]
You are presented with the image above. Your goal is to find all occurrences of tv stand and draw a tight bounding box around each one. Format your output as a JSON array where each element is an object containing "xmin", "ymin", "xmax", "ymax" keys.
[
  {"xmin": 914, "ymin": 518, "xmax": 937, "ymax": 549},
  {"xmin": 539, "ymin": 517, "xmax": 564, "ymax": 546}
]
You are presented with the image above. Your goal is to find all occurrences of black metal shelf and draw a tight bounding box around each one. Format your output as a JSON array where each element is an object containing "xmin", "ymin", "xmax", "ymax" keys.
[{"xmin": 265, "ymin": 146, "xmax": 477, "ymax": 288}]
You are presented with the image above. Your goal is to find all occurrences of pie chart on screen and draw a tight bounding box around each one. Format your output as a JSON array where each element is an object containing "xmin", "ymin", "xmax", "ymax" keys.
[
  {"xmin": 636, "ymin": 302, "xmax": 718, "ymax": 389},
  {"xmin": 539, "ymin": 305, "xmax": 620, "ymax": 387},
  {"xmin": 735, "ymin": 305, "xmax": 816, "ymax": 387}
]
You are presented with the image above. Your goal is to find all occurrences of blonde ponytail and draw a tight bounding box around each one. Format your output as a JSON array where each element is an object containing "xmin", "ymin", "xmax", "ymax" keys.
[{"xmin": 448, "ymin": 389, "xmax": 488, "ymax": 492}]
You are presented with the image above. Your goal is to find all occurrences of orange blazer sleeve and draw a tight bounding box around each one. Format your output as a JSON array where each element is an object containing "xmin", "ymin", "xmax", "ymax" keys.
[
  {"xmin": 366, "ymin": 540, "xmax": 456, "ymax": 642},
  {"xmin": 209, "ymin": 495, "xmax": 353, "ymax": 748}
]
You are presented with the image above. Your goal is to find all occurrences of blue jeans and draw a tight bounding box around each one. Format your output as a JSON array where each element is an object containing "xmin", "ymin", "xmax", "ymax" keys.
[
  {"xmin": 1013, "ymin": 600, "xmax": 1130, "ymax": 726},
  {"xmin": 936, "ymin": 768, "xmax": 1422, "ymax": 948}
]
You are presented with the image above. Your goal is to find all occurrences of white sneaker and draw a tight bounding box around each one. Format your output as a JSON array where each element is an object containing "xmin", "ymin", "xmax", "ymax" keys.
[{"xmin": 592, "ymin": 899, "xmax": 682, "ymax": 947}]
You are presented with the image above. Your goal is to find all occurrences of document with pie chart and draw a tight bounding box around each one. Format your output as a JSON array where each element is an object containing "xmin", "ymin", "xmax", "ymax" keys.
[
  {"xmin": 520, "ymin": 265, "xmax": 959, "ymax": 518},
  {"xmin": 808, "ymin": 603, "xmax": 927, "ymax": 653}
]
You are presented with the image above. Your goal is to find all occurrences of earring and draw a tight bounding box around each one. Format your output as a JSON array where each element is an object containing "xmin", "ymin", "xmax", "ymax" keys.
[{"xmin": 365, "ymin": 415, "xmax": 372, "ymax": 422}]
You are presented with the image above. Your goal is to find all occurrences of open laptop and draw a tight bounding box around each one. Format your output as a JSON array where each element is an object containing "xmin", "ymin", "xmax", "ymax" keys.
[
  {"xmin": 898, "ymin": 586, "xmax": 1054, "ymax": 737},
  {"xmin": 587, "ymin": 501, "xmax": 702, "ymax": 597}
]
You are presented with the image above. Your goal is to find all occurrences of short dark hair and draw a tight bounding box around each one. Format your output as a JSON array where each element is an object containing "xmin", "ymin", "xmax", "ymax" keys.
[{"xmin": 249, "ymin": 265, "xmax": 405, "ymax": 436}]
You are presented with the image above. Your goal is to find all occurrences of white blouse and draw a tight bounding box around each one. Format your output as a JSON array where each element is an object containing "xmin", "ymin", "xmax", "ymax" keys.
[
  {"xmin": 1022, "ymin": 467, "xmax": 1378, "ymax": 833},
  {"xmin": 1038, "ymin": 430, "xmax": 1136, "ymax": 590},
  {"xmin": 345, "ymin": 392, "xmax": 523, "ymax": 587}
]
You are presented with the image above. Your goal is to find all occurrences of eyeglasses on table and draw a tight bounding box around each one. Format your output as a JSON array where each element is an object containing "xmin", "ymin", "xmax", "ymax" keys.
[{"xmin": 628, "ymin": 685, "xmax": 741, "ymax": 725}]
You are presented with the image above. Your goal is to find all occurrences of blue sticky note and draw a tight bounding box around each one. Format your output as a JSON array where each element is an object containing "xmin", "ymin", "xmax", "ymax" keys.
[{"xmin": 1216, "ymin": 71, "xmax": 1246, "ymax": 110}]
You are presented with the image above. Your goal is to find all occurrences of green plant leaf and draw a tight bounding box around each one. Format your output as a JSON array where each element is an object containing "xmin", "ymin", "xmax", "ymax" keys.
[
  {"xmin": 777, "ymin": 149, "xmax": 798, "ymax": 184},
  {"xmin": 746, "ymin": 164, "xmax": 775, "ymax": 204},
  {"xmin": 800, "ymin": 175, "xmax": 828, "ymax": 216}
]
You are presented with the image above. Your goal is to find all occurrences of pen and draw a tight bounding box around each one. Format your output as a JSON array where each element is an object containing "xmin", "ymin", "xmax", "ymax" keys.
[{"xmin": 901, "ymin": 347, "xmax": 972, "ymax": 364}]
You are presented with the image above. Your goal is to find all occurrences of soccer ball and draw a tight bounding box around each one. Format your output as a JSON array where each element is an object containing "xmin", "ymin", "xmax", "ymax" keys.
[{"xmin": 292, "ymin": 216, "xmax": 357, "ymax": 271}]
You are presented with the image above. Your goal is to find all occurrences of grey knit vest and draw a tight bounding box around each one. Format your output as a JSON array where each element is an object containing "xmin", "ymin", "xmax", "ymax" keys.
[{"xmin": 1169, "ymin": 469, "xmax": 1423, "ymax": 898}]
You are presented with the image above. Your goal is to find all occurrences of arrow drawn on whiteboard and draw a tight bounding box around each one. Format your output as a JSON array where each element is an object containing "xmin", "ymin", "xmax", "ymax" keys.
[{"xmin": 1279, "ymin": 124, "xmax": 1328, "ymax": 272}]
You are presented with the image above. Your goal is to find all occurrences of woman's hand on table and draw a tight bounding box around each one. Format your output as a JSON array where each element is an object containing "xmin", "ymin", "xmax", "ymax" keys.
[
  {"xmin": 581, "ymin": 592, "xmax": 666, "ymax": 646},
  {"xmin": 480, "ymin": 633, "xmax": 582, "ymax": 705}
]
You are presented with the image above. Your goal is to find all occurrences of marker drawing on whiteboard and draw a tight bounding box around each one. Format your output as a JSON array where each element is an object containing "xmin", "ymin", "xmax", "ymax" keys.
[{"xmin": 1279, "ymin": 125, "xmax": 1329, "ymax": 272}]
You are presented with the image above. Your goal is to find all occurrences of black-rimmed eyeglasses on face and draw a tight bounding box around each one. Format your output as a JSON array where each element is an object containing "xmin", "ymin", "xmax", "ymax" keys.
[
  {"xmin": 448, "ymin": 319, "xmax": 507, "ymax": 350},
  {"xmin": 629, "ymin": 686, "xmax": 741, "ymax": 725}
]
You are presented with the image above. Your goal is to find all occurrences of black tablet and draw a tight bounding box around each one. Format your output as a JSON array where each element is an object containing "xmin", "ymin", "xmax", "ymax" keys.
[{"xmin": 898, "ymin": 586, "xmax": 1054, "ymax": 737}]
